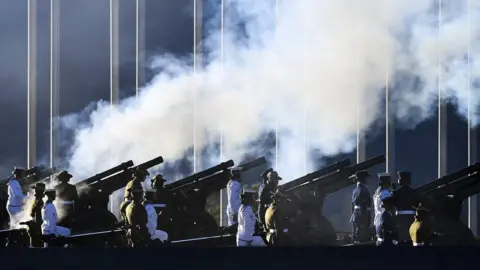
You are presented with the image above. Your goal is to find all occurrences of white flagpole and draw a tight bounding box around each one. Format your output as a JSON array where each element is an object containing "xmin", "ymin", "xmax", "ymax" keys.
[
  {"xmin": 50, "ymin": 0, "xmax": 61, "ymax": 173},
  {"xmin": 27, "ymin": 0, "xmax": 38, "ymax": 169},
  {"xmin": 437, "ymin": 0, "xmax": 447, "ymax": 178}
]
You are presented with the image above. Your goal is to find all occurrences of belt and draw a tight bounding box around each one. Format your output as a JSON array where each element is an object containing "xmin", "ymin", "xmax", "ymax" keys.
[
  {"xmin": 413, "ymin": 243, "xmax": 424, "ymax": 246},
  {"xmin": 124, "ymin": 199, "xmax": 131, "ymax": 203},
  {"xmin": 152, "ymin": 204, "xmax": 167, "ymax": 208},
  {"xmin": 59, "ymin": 201, "xmax": 73, "ymax": 205},
  {"xmin": 354, "ymin": 206, "xmax": 371, "ymax": 210},
  {"xmin": 396, "ymin": 210, "xmax": 415, "ymax": 215},
  {"xmin": 269, "ymin": 229, "xmax": 288, "ymax": 233},
  {"xmin": 376, "ymin": 238, "xmax": 398, "ymax": 245}
]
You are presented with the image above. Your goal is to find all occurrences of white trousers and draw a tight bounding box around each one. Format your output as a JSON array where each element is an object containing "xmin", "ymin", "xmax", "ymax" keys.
[
  {"xmin": 44, "ymin": 226, "xmax": 71, "ymax": 237},
  {"xmin": 151, "ymin": 230, "xmax": 169, "ymax": 242},
  {"xmin": 237, "ymin": 236, "xmax": 266, "ymax": 247},
  {"xmin": 227, "ymin": 214, "xmax": 238, "ymax": 226},
  {"xmin": 6, "ymin": 205, "xmax": 22, "ymax": 228}
]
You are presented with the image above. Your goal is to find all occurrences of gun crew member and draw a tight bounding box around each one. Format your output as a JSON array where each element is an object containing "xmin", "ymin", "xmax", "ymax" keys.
[
  {"xmin": 151, "ymin": 174, "xmax": 172, "ymax": 233},
  {"xmin": 125, "ymin": 187, "xmax": 150, "ymax": 247},
  {"xmin": 392, "ymin": 171, "xmax": 419, "ymax": 243},
  {"xmin": 265, "ymin": 191, "xmax": 290, "ymax": 246},
  {"xmin": 143, "ymin": 189, "xmax": 169, "ymax": 243},
  {"xmin": 258, "ymin": 170, "xmax": 282, "ymax": 229},
  {"xmin": 409, "ymin": 203, "xmax": 432, "ymax": 247},
  {"xmin": 26, "ymin": 182, "xmax": 46, "ymax": 247},
  {"xmin": 375, "ymin": 192, "xmax": 398, "ymax": 246},
  {"xmin": 6, "ymin": 167, "xmax": 27, "ymax": 228},
  {"xmin": 350, "ymin": 170, "xmax": 372, "ymax": 244},
  {"xmin": 258, "ymin": 168, "xmax": 273, "ymax": 198},
  {"xmin": 373, "ymin": 173, "xmax": 392, "ymax": 227},
  {"xmin": 120, "ymin": 167, "xmax": 150, "ymax": 221},
  {"xmin": 42, "ymin": 189, "xmax": 71, "ymax": 246},
  {"xmin": 54, "ymin": 170, "xmax": 78, "ymax": 227},
  {"xmin": 237, "ymin": 189, "xmax": 266, "ymax": 247},
  {"xmin": 227, "ymin": 168, "xmax": 243, "ymax": 226}
]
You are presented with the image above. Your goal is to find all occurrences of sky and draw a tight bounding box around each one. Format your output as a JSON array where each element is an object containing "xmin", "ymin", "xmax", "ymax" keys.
[{"xmin": 0, "ymin": 0, "xmax": 478, "ymax": 231}]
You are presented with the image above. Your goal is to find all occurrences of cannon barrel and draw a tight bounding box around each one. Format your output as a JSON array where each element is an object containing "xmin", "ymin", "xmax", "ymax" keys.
[
  {"xmin": 84, "ymin": 156, "xmax": 164, "ymax": 194},
  {"xmin": 456, "ymin": 178, "xmax": 480, "ymax": 200},
  {"xmin": 415, "ymin": 163, "xmax": 480, "ymax": 194},
  {"xmin": 0, "ymin": 165, "xmax": 46, "ymax": 185},
  {"xmin": 237, "ymin": 157, "xmax": 267, "ymax": 172},
  {"xmin": 420, "ymin": 172, "xmax": 480, "ymax": 198},
  {"xmin": 286, "ymin": 155, "xmax": 386, "ymax": 195},
  {"xmin": 21, "ymin": 165, "xmax": 64, "ymax": 187},
  {"xmin": 280, "ymin": 158, "xmax": 351, "ymax": 191},
  {"xmin": 75, "ymin": 161, "xmax": 135, "ymax": 188},
  {"xmin": 165, "ymin": 160, "xmax": 235, "ymax": 190}
]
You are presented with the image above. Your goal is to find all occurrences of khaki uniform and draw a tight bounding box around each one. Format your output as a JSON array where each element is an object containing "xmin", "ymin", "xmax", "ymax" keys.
[
  {"xmin": 265, "ymin": 203, "xmax": 289, "ymax": 246},
  {"xmin": 120, "ymin": 179, "xmax": 143, "ymax": 220},
  {"xmin": 125, "ymin": 201, "xmax": 149, "ymax": 247},
  {"xmin": 409, "ymin": 220, "xmax": 431, "ymax": 246},
  {"xmin": 28, "ymin": 198, "xmax": 44, "ymax": 247}
]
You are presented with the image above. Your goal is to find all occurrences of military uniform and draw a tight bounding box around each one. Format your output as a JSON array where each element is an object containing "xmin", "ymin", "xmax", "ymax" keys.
[
  {"xmin": 27, "ymin": 183, "xmax": 46, "ymax": 247},
  {"xmin": 409, "ymin": 204, "xmax": 432, "ymax": 246},
  {"xmin": 151, "ymin": 174, "xmax": 172, "ymax": 233},
  {"xmin": 375, "ymin": 192, "xmax": 398, "ymax": 246},
  {"xmin": 54, "ymin": 171, "xmax": 78, "ymax": 228},
  {"xmin": 264, "ymin": 193, "xmax": 290, "ymax": 246},
  {"xmin": 373, "ymin": 173, "xmax": 392, "ymax": 227},
  {"xmin": 42, "ymin": 190, "xmax": 71, "ymax": 247},
  {"xmin": 226, "ymin": 168, "xmax": 243, "ymax": 226},
  {"xmin": 143, "ymin": 189, "xmax": 169, "ymax": 242},
  {"xmin": 6, "ymin": 167, "xmax": 27, "ymax": 228},
  {"xmin": 237, "ymin": 190, "xmax": 265, "ymax": 247},
  {"xmin": 125, "ymin": 188, "xmax": 149, "ymax": 247},
  {"xmin": 350, "ymin": 170, "xmax": 372, "ymax": 243},
  {"xmin": 392, "ymin": 171, "xmax": 419, "ymax": 242},
  {"xmin": 120, "ymin": 167, "xmax": 150, "ymax": 221},
  {"xmin": 258, "ymin": 170, "xmax": 282, "ymax": 229}
]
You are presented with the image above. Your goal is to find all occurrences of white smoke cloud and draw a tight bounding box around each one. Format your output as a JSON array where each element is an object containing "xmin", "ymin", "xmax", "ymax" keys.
[{"xmin": 62, "ymin": 0, "xmax": 480, "ymax": 186}]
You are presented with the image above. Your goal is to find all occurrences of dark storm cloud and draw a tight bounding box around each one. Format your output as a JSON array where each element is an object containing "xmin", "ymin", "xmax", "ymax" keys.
[{"xmin": 0, "ymin": 0, "xmax": 193, "ymax": 176}]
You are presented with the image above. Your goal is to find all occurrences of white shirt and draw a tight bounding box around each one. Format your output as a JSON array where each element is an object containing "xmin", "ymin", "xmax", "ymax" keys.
[
  {"xmin": 144, "ymin": 203, "xmax": 158, "ymax": 237},
  {"xmin": 373, "ymin": 189, "xmax": 392, "ymax": 226},
  {"xmin": 227, "ymin": 180, "xmax": 242, "ymax": 215},
  {"xmin": 237, "ymin": 204, "xmax": 256, "ymax": 242},
  {"xmin": 7, "ymin": 178, "xmax": 26, "ymax": 206},
  {"xmin": 41, "ymin": 202, "xmax": 58, "ymax": 235}
]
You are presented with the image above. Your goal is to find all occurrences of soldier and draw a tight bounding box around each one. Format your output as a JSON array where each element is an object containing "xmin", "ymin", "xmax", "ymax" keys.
[
  {"xmin": 392, "ymin": 171, "xmax": 419, "ymax": 243},
  {"xmin": 125, "ymin": 187, "xmax": 149, "ymax": 247},
  {"xmin": 151, "ymin": 174, "xmax": 172, "ymax": 234},
  {"xmin": 264, "ymin": 191, "xmax": 291, "ymax": 246},
  {"xmin": 6, "ymin": 167, "xmax": 27, "ymax": 228},
  {"xmin": 373, "ymin": 173, "xmax": 392, "ymax": 227},
  {"xmin": 26, "ymin": 182, "xmax": 46, "ymax": 247},
  {"xmin": 409, "ymin": 203, "xmax": 432, "ymax": 246},
  {"xmin": 227, "ymin": 168, "xmax": 243, "ymax": 226},
  {"xmin": 120, "ymin": 167, "xmax": 150, "ymax": 221},
  {"xmin": 41, "ymin": 189, "xmax": 71, "ymax": 247},
  {"xmin": 375, "ymin": 192, "xmax": 398, "ymax": 246},
  {"xmin": 258, "ymin": 168, "xmax": 273, "ymax": 198},
  {"xmin": 350, "ymin": 170, "xmax": 372, "ymax": 244},
  {"xmin": 54, "ymin": 171, "xmax": 78, "ymax": 228},
  {"xmin": 237, "ymin": 189, "xmax": 266, "ymax": 247},
  {"xmin": 143, "ymin": 189, "xmax": 168, "ymax": 243},
  {"xmin": 258, "ymin": 170, "xmax": 282, "ymax": 229}
]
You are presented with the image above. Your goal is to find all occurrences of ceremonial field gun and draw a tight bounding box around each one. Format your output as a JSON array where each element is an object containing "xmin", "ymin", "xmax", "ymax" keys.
[
  {"xmin": 0, "ymin": 227, "xmax": 29, "ymax": 248},
  {"xmin": 74, "ymin": 161, "xmax": 134, "ymax": 189},
  {"xmin": 168, "ymin": 157, "xmax": 266, "ymax": 241}
]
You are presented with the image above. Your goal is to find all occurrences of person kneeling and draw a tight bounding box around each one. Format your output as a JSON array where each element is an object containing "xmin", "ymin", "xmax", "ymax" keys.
[
  {"xmin": 237, "ymin": 190, "xmax": 266, "ymax": 247},
  {"xmin": 144, "ymin": 189, "xmax": 169, "ymax": 243},
  {"xmin": 42, "ymin": 189, "xmax": 71, "ymax": 247}
]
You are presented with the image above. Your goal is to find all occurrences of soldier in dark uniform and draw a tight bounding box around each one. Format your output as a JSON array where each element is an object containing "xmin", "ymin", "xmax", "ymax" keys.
[
  {"xmin": 120, "ymin": 167, "xmax": 150, "ymax": 221},
  {"xmin": 375, "ymin": 192, "xmax": 398, "ymax": 246},
  {"xmin": 409, "ymin": 203, "xmax": 433, "ymax": 246},
  {"xmin": 258, "ymin": 170, "xmax": 282, "ymax": 230},
  {"xmin": 26, "ymin": 182, "xmax": 46, "ymax": 248},
  {"xmin": 258, "ymin": 168, "xmax": 273, "ymax": 198},
  {"xmin": 264, "ymin": 191, "xmax": 292, "ymax": 246},
  {"xmin": 54, "ymin": 171, "xmax": 78, "ymax": 228},
  {"xmin": 350, "ymin": 170, "xmax": 372, "ymax": 244},
  {"xmin": 125, "ymin": 187, "xmax": 150, "ymax": 247},
  {"xmin": 150, "ymin": 174, "xmax": 172, "ymax": 234},
  {"xmin": 392, "ymin": 171, "xmax": 419, "ymax": 243}
]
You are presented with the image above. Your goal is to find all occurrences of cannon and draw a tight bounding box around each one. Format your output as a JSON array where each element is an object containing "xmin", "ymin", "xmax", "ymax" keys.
[
  {"xmin": 280, "ymin": 155, "xmax": 386, "ymax": 246},
  {"xmin": 74, "ymin": 161, "xmax": 134, "ymax": 189},
  {"xmin": 0, "ymin": 228, "xmax": 29, "ymax": 248},
  {"xmin": 167, "ymin": 157, "xmax": 267, "ymax": 242}
]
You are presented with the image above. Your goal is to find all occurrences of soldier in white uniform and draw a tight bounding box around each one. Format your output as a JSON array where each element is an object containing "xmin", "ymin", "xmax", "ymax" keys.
[
  {"xmin": 143, "ymin": 189, "xmax": 169, "ymax": 243},
  {"xmin": 6, "ymin": 167, "xmax": 27, "ymax": 228},
  {"xmin": 373, "ymin": 173, "xmax": 392, "ymax": 227},
  {"xmin": 237, "ymin": 190, "xmax": 266, "ymax": 247},
  {"xmin": 227, "ymin": 168, "xmax": 243, "ymax": 226},
  {"xmin": 41, "ymin": 189, "xmax": 71, "ymax": 247}
]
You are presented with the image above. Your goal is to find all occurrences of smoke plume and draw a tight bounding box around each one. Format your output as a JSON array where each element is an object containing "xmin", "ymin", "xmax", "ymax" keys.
[{"xmin": 62, "ymin": 0, "xmax": 480, "ymax": 183}]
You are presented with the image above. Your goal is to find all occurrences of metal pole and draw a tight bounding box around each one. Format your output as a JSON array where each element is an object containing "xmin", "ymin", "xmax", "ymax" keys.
[
  {"xmin": 27, "ymin": 0, "xmax": 38, "ymax": 169},
  {"xmin": 109, "ymin": 0, "xmax": 120, "ymax": 213},
  {"xmin": 135, "ymin": 0, "xmax": 146, "ymax": 98},
  {"xmin": 274, "ymin": 0, "xmax": 279, "ymax": 170},
  {"xmin": 193, "ymin": 0, "xmax": 203, "ymax": 173},
  {"xmin": 219, "ymin": 0, "xmax": 226, "ymax": 227},
  {"xmin": 385, "ymin": 2, "xmax": 395, "ymax": 175},
  {"xmin": 467, "ymin": 0, "xmax": 478, "ymax": 236},
  {"xmin": 50, "ymin": 0, "xmax": 60, "ymax": 172},
  {"xmin": 437, "ymin": 0, "xmax": 448, "ymax": 178}
]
